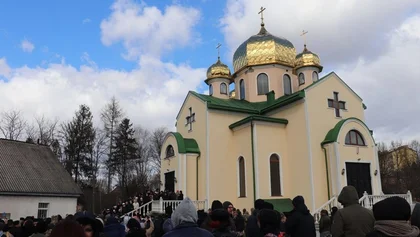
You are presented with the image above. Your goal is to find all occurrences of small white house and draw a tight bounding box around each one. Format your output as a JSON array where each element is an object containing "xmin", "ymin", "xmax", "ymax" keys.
[{"xmin": 0, "ymin": 139, "xmax": 82, "ymax": 219}]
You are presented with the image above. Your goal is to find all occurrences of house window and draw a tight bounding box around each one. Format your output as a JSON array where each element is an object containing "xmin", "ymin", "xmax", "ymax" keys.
[
  {"xmin": 345, "ymin": 130, "xmax": 366, "ymax": 146},
  {"xmin": 165, "ymin": 145, "xmax": 175, "ymax": 158},
  {"xmin": 257, "ymin": 73, "xmax": 269, "ymax": 95},
  {"xmin": 298, "ymin": 73, "xmax": 305, "ymax": 85},
  {"xmin": 312, "ymin": 71, "xmax": 319, "ymax": 82},
  {"xmin": 240, "ymin": 79, "xmax": 245, "ymax": 100},
  {"xmin": 238, "ymin": 157, "xmax": 246, "ymax": 197},
  {"xmin": 38, "ymin": 203, "xmax": 49, "ymax": 219},
  {"xmin": 209, "ymin": 85, "xmax": 213, "ymax": 96},
  {"xmin": 185, "ymin": 107, "xmax": 195, "ymax": 131},
  {"xmin": 220, "ymin": 83, "xmax": 228, "ymax": 95},
  {"xmin": 270, "ymin": 154, "xmax": 281, "ymax": 196},
  {"xmin": 283, "ymin": 74, "xmax": 292, "ymax": 95}
]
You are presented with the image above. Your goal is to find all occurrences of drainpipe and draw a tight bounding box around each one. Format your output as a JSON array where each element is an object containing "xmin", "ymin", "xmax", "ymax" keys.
[
  {"xmin": 196, "ymin": 155, "xmax": 200, "ymax": 201},
  {"xmin": 322, "ymin": 145, "xmax": 331, "ymax": 200},
  {"xmin": 251, "ymin": 122, "xmax": 256, "ymax": 202}
]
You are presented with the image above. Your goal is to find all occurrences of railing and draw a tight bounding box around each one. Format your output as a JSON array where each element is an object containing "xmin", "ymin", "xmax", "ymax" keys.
[
  {"xmin": 152, "ymin": 198, "xmax": 207, "ymax": 213},
  {"xmin": 124, "ymin": 201, "xmax": 153, "ymax": 218},
  {"xmin": 359, "ymin": 191, "xmax": 412, "ymax": 209},
  {"xmin": 312, "ymin": 196, "xmax": 338, "ymax": 224}
]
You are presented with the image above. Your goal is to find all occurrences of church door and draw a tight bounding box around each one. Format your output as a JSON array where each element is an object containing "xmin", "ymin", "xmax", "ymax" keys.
[
  {"xmin": 165, "ymin": 171, "xmax": 175, "ymax": 192},
  {"xmin": 345, "ymin": 162, "xmax": 372, "ymax": 198}
]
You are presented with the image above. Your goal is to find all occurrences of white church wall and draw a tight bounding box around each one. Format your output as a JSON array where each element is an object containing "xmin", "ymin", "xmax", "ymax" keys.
[{"xmin": 0, "ymin": 195, "xmax": 77, "ymax": 220}]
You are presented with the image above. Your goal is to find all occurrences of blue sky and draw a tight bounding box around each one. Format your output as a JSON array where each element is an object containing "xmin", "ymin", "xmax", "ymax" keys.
[{"xmin": 0, "ymin": 0, "xmax": 419, "ymax": 142}]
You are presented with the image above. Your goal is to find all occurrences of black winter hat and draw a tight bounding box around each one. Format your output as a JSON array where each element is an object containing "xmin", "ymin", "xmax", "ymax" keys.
[
  {"xmin": 373, "ymin": 196, "xmax": 411, "ymax": 221},
  {"xmin": 210, "ymin": 209, "xmax": 230, "ymax": 223},
  {"xmin": 258, "ymin": 209, "xmax": 279, "ymax": 228},
  {"xmin": 223, "ymin": 201, "xmax": 233, "ymax": 210},
  {"xmin": 255, "ymin": 199, "xmax": 265, "ymax": 210},
  {"xmin": 211, "ymin": 200, "xmax": 223, "ymax": 211},
  {"xmin": 292, "ymin": 196, "xmax": 305, "ymax": 206}
]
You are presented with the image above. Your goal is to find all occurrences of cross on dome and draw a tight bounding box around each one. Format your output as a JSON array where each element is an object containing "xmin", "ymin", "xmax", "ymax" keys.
[
  {"xmin": 216, "ymin": 43, "xmax": 222, "ymax": 60},
  {"xmin": 258, "ymin": 6, "xmax": 266, "ymax": 26}
]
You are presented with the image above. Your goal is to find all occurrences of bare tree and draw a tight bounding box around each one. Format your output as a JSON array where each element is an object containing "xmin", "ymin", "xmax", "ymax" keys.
[
  {"xmin": 101, "ymin": 96, "xmax": 124, "ymax": 193},
  {"xmin": 149, "ymin": 127, "xmax": 167, "ymax": 173},
  {"xmin": 35, "ymin": 115, "xmax": 59, "ymax": 145},
  {"xmin": 0, "ymin": 110, "xmax": 27, "ymax": 140}
]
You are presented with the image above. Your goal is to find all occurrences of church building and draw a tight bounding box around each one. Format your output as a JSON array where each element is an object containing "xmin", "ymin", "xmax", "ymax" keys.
[{"xmin": 160, "ymin": 10, "xmax": 382, "ymax": 212}]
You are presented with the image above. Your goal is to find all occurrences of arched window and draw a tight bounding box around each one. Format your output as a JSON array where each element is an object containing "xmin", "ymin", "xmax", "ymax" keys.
[
  {"xmin": 240, "ymin": 79, "xmax": 245, "ymax": 100},
  {"xmin": 165, "ymin": 145, "xmax": 175, "ymax": 158},
  {"xmin": 345, "ymin": 130, "xmax": 366, "ymax": 146},
  {"xmin": 283, "ymin": 74, "xmax": 292, "ymax": 95},
  {"xmin": 270, "ymin": 154, "xmax": 281, "ymax": 196},
  {"xmin": 298, "ymin": 73, "xmax": 305, "ymax": 85},
  {"xmin": 238, "ymin": 157, "xmax": 246, "ymax": 197},
  {"xmin": 312, "ymin": 71, "xmax": 319, "ymax": 82},
  {"xmin": 257, "ymin": 73, "xmax": 269, "ymax": 95},
  {"xmin": 220, "ymin": 83, "xmax": 227, "ymax": 95},
  {"xmin": 209, "ymin": 85, "xmax": 213, "ymax": 96}
]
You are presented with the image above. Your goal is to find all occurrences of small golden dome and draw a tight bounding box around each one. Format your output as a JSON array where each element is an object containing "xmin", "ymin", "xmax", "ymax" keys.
[
  {"xmin": 294, "ymin": 45, "xmax": 323, "ymax": 72},
  {"xmin": 206, "ymin": 58, "xmax": 232, "ymax": 83},
  {"xmin": 232, "ymin": 24, "xmax": 296, "ymax": 74}
]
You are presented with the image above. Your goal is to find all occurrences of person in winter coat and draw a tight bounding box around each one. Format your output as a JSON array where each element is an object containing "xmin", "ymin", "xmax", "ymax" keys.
[
  {"xmin": 145, "ymin": 216, "xmax": 154, "ymax": 237},
  {"xmin": 245, "ymin": 199, "xmax": 265, "ymax": 237},
  {"xmin": 103, "ymin": 217, "xmax": 125, "ymax": 237},
  {"xmin": 366, "ymin": 196, "xmax": 419, "ymax": 237},
  {"xmin": 201, "ymin": 200, "xmax": 223, "ymax": 232},
  {"xmin": 285, "ymin": 196, "xmax": 316, "ymax": 237},
  {"xmin": 210, "ymin": 209, "xmax": 236, "ymax": 237},
  {"xmin": 411, "ymin": 203, "xmax": 420, "ymax": 231},
  {"xmin": 223, "ymin": 201, "xmax": 236, "ymax": 232},
  {"xmin": 319, "ymin": 210, "xmax": 331, "ymax": 237},
  {"xmin": 162, "ymin": 197, "xmax": 213, "ymax": 237},
  {"xmin": 331, "ymin": 186, "xmax": 375, "ymax": 237},
  {"xmin": 234, "ymin": 210, "xmax": 245, "ymax": 233},
  {"xmin": 126, "ymin": 218, "xmax": 146, "ymax": 237},
  {"xmin": 258, "ymin": 209, "xmax": 281, "ymax": 237},
  {"xmin": 162, "ymin": 206, "xmax": 174, "ymax": 234}
]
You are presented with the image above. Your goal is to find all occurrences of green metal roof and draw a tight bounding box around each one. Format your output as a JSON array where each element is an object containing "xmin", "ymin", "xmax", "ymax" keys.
[
  {"xmin": 170, "ymin": 132, "xmax": 200, "ymax": 154},
  {"xmin": 321, "ymin": 117, "xmax": 374, "ymax": 147},
  {"xmin": 229, "ymin": 115, "xmax": 288, "ymax": 129},
  {"xmin": 263, "ymin": 198, "xmax": 294, "ymax": 213}
]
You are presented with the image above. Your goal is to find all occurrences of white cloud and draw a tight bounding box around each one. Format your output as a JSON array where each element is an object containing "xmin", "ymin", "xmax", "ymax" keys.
[
  {"xmin": 337, "ymin": 16, "xmax": 420, "ymax": 142},
  {"xmin": 82, "ymin": 18, "xmax": 91, "ymax": 24},
  {"xmin": 0, "ymin": 57, "xmax": 11, "ymax": 77},
  {"xmin": 20, "ymin": 39, "xmax": 35, "ymax": 53},
  {"xmin": 220, "ymin": 0, "xmax": 420, "ymax": 66},
  {"xmin": 0, "ymin": 55, "xmax": 205, "ymax": 131},
  {"xmin": 100, "ymin": 0, "xmax": 201, "ymax": 59}
]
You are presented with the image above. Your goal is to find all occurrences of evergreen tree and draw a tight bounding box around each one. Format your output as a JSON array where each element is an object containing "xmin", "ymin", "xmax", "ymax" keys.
[
  {"xmin": 112, "ymin": 118, "xmax": 137, "ymax": 199},
  {"xmin": 62, "ymin": 105, "xmax": 96, "ymax": 183}
]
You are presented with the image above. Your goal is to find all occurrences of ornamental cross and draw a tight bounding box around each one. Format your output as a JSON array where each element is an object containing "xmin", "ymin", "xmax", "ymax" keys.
[
  {"xmin": 258, "ymin": 7, "xmax": 266, "ymax": 25},
  {"xmin": 328, "ymin": 92, "xmax": 346, "ymax": 117},
  {"xmin": 300, "ymin": 30, "xmax": 308, "ymax": 45},
  {"xmin": 216, "ymin": 43, "xmax": 222, "ymax": 59},
  {"xmin": 186, "ymin": 107, "xmax": 195, "ymax": 131}
]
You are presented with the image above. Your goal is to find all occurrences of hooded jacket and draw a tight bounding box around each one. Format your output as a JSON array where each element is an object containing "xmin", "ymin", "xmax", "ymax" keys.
[
  {"xmin": 163, "ymin": 197, "xmax": 213, "ymax": 237},
  {"xmin": 103, "ymin": 217, "xmax": 125, "ymax": 237},
  {"xmin": 285, "ymin": 196, "xmax": 316, "ymax": 237},
  {"xmin": 331, "ymin": 186, "xmax": 375, "ymax": 237}
]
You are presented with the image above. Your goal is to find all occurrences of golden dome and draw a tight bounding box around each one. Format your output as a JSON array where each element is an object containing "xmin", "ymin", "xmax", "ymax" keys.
[
  {"xmin": 294, "ymin": 45, "xmax": 323, "ymax": 72},
  {"xmin": 232, "ymin": 24, "xmax": 296, "ymax": 74},
  {"xmin": 206, "ymin": 58, "xmax": 232, "ymax": 84}
]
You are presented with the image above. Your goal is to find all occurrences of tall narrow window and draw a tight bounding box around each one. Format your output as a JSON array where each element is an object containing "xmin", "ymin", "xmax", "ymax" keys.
[
  {"xmin": 298, "ymin": 73, "xmax": 305, "ymax": 85},
  {"xmin": 257, "ymin": 73, "xmax": 269, "ymax": 95},
  {"xmin": 209, "ymin": 85, "xmax": 213, "ymax": 95},
  {"xmin": 220, "ymin": 83, "xmax": 228, "ymax": 95},
  {"xmin": 283, "ymin": 74, "xmax": 292, "ymax": 95},
  {"xmin": 345, "ymin": 130, "xmax": 366, "ymax": 146},
  {"xmin": 270, "ymin": 154, "xmax": 281, "ymax": 196},
  {"xmin": 240, "ymin": 79, "xmax": 245, "ymax": 100},
  {"xmin": 238, "ymin": 157, "xmax": 246, "ymax": 197},
  {"xmin": 312, "ymin": 71, "xmax": 319, "ymax": 82},
  {"xmin": 165, "ymin": 145, "xmax": 175, "ymax": 158}
]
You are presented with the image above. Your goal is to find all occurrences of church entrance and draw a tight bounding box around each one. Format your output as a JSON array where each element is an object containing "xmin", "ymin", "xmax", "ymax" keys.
[
  {"xmin": 345, "ymin": 162, "xmax": 372, "ymax": 198},
  {"xmin": 165, "ymin": 171, "xmax": 175, "ymax": 192}
]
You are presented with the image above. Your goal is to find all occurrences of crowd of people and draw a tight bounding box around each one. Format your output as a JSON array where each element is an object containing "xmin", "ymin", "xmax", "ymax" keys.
[{"xmin": 2, "ymin": 186, "xmax": 420, "ymax": 237}]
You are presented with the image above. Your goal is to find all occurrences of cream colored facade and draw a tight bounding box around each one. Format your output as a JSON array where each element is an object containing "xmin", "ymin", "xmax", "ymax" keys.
[{"xmin": 160, "ymin": 22, "xmax": 382, "ymax": 212}]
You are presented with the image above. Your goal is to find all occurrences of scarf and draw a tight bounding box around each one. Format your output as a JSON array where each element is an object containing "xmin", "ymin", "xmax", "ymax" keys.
[{"xmin": 375, "ymin": 220, "xmax": 420, "ymax": 237}]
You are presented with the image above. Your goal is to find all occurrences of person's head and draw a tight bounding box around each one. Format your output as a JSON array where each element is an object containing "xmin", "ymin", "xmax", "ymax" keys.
[
  {"xmin": 76, "ymin": 217, "xmax": 96, "ymax": 237},
  {"xmin": 211, "ymin": 200, "xmax": 223, "ymax": 212},
  {"xmin": 243, "ymin": 208, "xmax": 247, "ymax": 214},
  {"xmin": 126, "ymin": 218, "xmax": 141, "ymax": 231},
  {"xmin": 171, "ymin": 197, "xmax": 198, "ymax": 227},
  {"xmin": 35, "ymin": 220, "xmax": 48, "ymax": 234},
  {"xmin": 337, "ymin": 186, "xmax": 359, "ymax": 206},
  {"xmin": 280, "ymin": 213, "xmax": 286, "ymax": 223},
  {"xmin": 210, "ymin": 209, "xmax": 230, "ymax": 228},
  {"xmin": 223, "ymin": 201, "xmax": 234, "ymax": 215},
  {"xmin": 373, "ymin": 196, "xmax": 411, "ymax": 221},
  {"xmin": 50, "ymin": 220, "xmax": 86, "ymax": 237},
  {"xmin": 258, "ymin": 209, "xmax": 280, "ymax": 235},
  {"xmin": 13, "ymin": 221, "xmax": 20, "ymax": 227},
  {"xmin": 321, "ymin": 209, "xmax": 328, "ymax": 217},
  {"xmin": 262, "ymin": 201, "xmax": 274, "ymax": 210},
  {"xmin": 165, "ymin": 206, "xmax": 173, "ymax": 217},
  {"xmin": 255, "ymin": 199, "xmax": 265, "ymax": 211},
  {"xmin": 7, "ymin": 220, "xmax": 13, "ymax": 227}
]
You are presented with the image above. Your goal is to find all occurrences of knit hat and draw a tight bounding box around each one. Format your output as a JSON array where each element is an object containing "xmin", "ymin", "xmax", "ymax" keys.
[
  {"xmin": 373, "ymin": 196, "xmax": 411, "ymax": 221},
  {"xmin": 211, "ymin": 200, "xmax": 223, "ymax": 211}
]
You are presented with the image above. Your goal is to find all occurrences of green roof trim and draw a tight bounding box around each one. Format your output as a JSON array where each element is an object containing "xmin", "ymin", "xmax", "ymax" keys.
[
  {"xmin": 321, "ymin": 117, "xmax": 373, "ymax": 147},
  {"xmin": 189, "ymin": 90, "xmax": 305, "ymax": 115},
  {"xmin": 263, "ymin": 198, "xmax": 294, "ymax": 213},
  {"xmin": 229, "ymin": 115, "xmax": 288, "ymax": 130},
  {"xmin": 170, "ymin": 132, "xmax": 200, "ymax": 154}
]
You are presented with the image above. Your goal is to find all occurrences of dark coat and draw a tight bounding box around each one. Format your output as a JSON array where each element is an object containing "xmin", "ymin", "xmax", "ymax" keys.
[
  {"xmin": 234, "ymin": 215, "xmax": 245, "ymax": 232},
  {"xmin": 285, "ymin": 203, "xmax": 316, "ymax": 237},
  {"xmin": 126, "ymin": 229, "xmax": 146, "ymax": 237},
  {"xmin": 162, "ymin": 222, "xmax": 213, "ymax": 237},
  {"xmin": 331, "ymin": 186, "xmax": 375, "ymax": 237},
  {"xmin": 365, "ymin": 230, "xmax": 390, "ymax": 237},
  {"xmin": 245, "ymin": 210, "xmax": 263, "ymax": 237},
  {"xmin": 103, "ymin": 223, "xmax": 125, "ymax": 237},
  {"xmin": 319, "ymin": 215, "xmax": 331, "ymax": 233}
]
